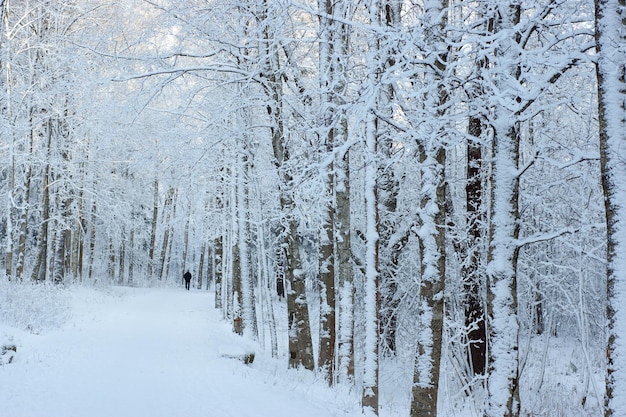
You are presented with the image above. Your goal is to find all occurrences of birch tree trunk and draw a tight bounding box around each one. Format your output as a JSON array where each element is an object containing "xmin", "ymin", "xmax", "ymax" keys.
[
  {"xmin": 158, "ymin": 188, "xmax": 175, "ymax": 281},
  {"xmin": 5, "ymin": 137, "xmax": 14, "ymax": 279},
  {"xmin": 215, "ymin": 168, "xmax": 225, "ymax": 306},
  {"xmin": 3, "ymin": 0, "xmax": 13, "ymax": 280},
  {"xmin": 214, "ymin": 236, "xmax": 223, "ymax": 309},
  {"xmin": 52, "ymin": 196, "xmax": 72, "ymax": 284},
  {"xmin": 594, "ymin": 1, "xmax": 626, "ymax": 415},
  {"xmin": 15, "ymin": 164, "xmax": 31, "ymax": 281},
  {"xmin": 87, "ymin": 199, "xmax": 96, "ymax": 282},
  {"xmin": 182, "ymin": 209, "xmax": 190, "ymax": 273},
  {"xmin": 31, "ymin": 121, "xmax": 53, "ymax": 282}
]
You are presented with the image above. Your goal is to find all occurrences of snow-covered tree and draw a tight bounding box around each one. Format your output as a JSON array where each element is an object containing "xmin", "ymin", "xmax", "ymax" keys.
[{"xmin": 595, "ymin": 0, "xmax": 626, "ymax": 416}]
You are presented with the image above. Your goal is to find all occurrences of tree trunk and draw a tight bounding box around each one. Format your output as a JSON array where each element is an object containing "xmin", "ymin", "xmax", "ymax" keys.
[
  {"xmin": 17, "ymin": 108, "xmax": 39, "ymax": 280},
  {"xmin": 198, "ymin": 242, "xmax": 205, "ymax": 290},
  {"xmin": 232, "ymin": 243, "xmax": 242, "ymax": 335},
  {"xmin": 182, "ymin": 209, "xmax": 190, "ymax": 273},
  {"xmin": 261, "ymin": 0, "xmax": 314, "ymax": 370},
  {"xmin": 31, "ymin": 122, "xmax": 53, "ymax": 282},
  {"xmin": 16, "ymin": 146, "xmax": 33, "ymax": 281},
  {"xmin": 410, "ymin": 2, "xmax": 448, "ymax": 416},
  {"xmin": 465, "ymin": 114, "xmax": 487, "ymax": 375},
  {"xmin": 237, "ymin": 150, "xmax": 257, "ymax": 339},
  {"xmin": 333, "ymin": 5, "xmax": 354, "ymax": 385},
  {"xmin": 318, "ymin": 159, "xmax": 336, "ymax": 381},
  {"xmin": 118, "ymin": 229, "xmax": 126, "ymax": 285},
  {"xmin": 158, "ymin": 188, "xmax": 175, "ymax": 281},
  {"xmin": 362, "ymin": 104, "xmax": 380, "ymax": 417},
  {"xmin": 70, "ymin": 194, "xmax": 85, "ymax": 282},
  {"xmin": 214, "ymin": 236, "xmax": 223, "ymax": 309},
  {"xmin": 411, "ymin": 149, "xmax": 446, "ymax": 417},
  {"xmin": 594, "ymin": 1, "xmax": 626, "ymax": 416},
  {"xmin": 484, "ymin": 5, "xmax": 522, "ymax": 417},
  {"xmin": 317, "ymin": 0, "xmax": 344, "ymax": 383},
  {"xmin": 148, "ymin": 179, "xmax": 159, "ymax": 278},
  {"xmin": 378, "ymin": 0, "xmax": 403, "ymax": 356},
  {"xmin": 486, "ymin": 120, "xmax": 521, "ymax": 417},
  {"xmin": 362, "ymin": 2, "xmax": 381, "ymax": 413},
  {"xmin": 5, "ymin": 177, "xmax": 14, "ymax": 279},
  {"xmin": 336, "ymin": 148, "xmax": 354, "ymax": 381},
  {"xmin": 285, "ymin": 220, "xmax": 314, "ymax": 370},
  {"xmin": 128, "ymin": 229, "xmax": 134, "ymax": 286},
  {"xmin": 108, "ymin": 238, "xmax": 116, "ymax": 283},
  {"xmin": 87, "ymin": 199, "xmax": 97, "ymax": 282}
]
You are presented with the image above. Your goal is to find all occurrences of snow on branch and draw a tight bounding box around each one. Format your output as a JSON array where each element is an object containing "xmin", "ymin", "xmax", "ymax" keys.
[
  {"xmin": 542, "ymin": 153, "xmax": 600, "ymax": 170},
  {"xmin": 73, "ymin": 41, "xmax": 225, "ymax": 62},
  {"xmin": 515, "ymin": 46, "xmax": 595, "ymax": 117},
  {"xmin": 515, "ymin": 227, "xmax": 578, "ymax": 249},
  {"xmin": 111, "ymin": 65, "xmax": 253, "ymax": 82}
]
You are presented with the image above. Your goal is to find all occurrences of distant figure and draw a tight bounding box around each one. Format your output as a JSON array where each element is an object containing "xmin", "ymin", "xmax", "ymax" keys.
[{"xmin": 183, "ymin": 270, "xmax": 192, "ymax": 290}]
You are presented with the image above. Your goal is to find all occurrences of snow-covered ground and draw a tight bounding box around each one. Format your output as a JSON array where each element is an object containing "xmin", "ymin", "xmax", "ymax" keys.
[
  {"xmin": 0, "ymin": 282, "xmax": 605, "ymax": 417},
  {"xmin": 0, "ymin": 286, "xmax": 361, "ymax": 417}
]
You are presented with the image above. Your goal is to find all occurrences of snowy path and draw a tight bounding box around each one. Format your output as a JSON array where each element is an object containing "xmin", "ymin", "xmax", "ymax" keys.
[{"xmin": 0, "ymin": 287, "xmax": 354, "ymax": 417}]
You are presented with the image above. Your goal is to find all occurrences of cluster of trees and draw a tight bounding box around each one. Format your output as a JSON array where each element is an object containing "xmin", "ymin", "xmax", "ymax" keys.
[{"xmin": 0, "ymin": 0, "xmax": 624, "ymax": 416}]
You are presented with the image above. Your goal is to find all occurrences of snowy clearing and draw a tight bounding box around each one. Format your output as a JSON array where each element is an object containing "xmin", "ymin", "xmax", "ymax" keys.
[{"xmin": 0, "ymin": 287, "xmax": 360, "ymax": 417}]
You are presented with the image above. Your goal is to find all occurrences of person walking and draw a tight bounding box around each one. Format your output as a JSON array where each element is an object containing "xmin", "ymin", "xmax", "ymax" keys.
[{"xmin": 183, "ymin": 270, "xmax": 192, "ymax": 290}]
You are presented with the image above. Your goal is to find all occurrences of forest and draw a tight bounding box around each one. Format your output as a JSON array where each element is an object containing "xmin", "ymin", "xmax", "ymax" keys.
[{"xmin": 0, "ymin": 0, "xmax": 625, "ymax": 416}]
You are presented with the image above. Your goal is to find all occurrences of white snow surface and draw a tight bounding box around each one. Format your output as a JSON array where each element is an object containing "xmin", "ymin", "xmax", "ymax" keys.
[{"xmin": 0, "ymin": 287, "xmax": 359, "ymax": 417}]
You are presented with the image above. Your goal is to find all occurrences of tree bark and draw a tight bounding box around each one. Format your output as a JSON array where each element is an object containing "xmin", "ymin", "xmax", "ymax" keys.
[
  {"xmin": 594, "ymin": 1, "xmax": 626, "ymax": 416},
  {"xmin": 148, "ymin": 179, "xmax": 159, "ymax": 278},
  {"xmin": 87, "ymin": 199, "xmax": 97, "ymax": 282},
  {"xmin": 484, "ymin": 5, "xmax": 522, "ymax": 417},
  {"xmin": 317, "ymin": 0, "xmax": 352, "ymax": 383},
  {"xmin": 362, "ymin": 106, "xmax": 380, "ymax": 417},
  {"xmin": 128, "ymin": 229, "xmax": 134, "ymax": 286},
  {"xmin": 198, "ymin": 242, "xmax": 205, "ymax": 290},
  {"xmin": 237, "ymin": 149, "xmax": 257, "ymax": 339},
  {"xmin": 261, "ymin": 0, "xmax": 314, "ymax": 370},
  {"xmin": 465, "ymin": 114, "xmax": 487, "ymax": 375},
  {"xmin": 232, "ymin": 243, "xmax": 242, "ymax": 335},
  {"xmin": 31, "ymin": 121, "xmax": 53, "ymax": 282},
  {"xmin": 378, "ymin": 0, "xmax": 403, "ymax": 356},
  {"xmin": 410, "ymin": 2, "xmax": 448, "ymax": 416},
  {"xmin": 16, "ymin": 121, "xmax": 36, "ymax": 281},
  {"xmin": 158, "ymin": 188, "xmax": 175, "ymax": 281},
  {"xmin": 214, "ymin": 236, "xmax": 223, "ymax": 309},
  {"xmin": 362, "ymin": 1, "xmax": 381, "ymax": 413}
]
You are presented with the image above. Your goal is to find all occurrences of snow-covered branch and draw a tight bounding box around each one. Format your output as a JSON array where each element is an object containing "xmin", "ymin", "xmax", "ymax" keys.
[{"xmin": 515, "ymin": 227, "xmax": 578, "ymax": 249}]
